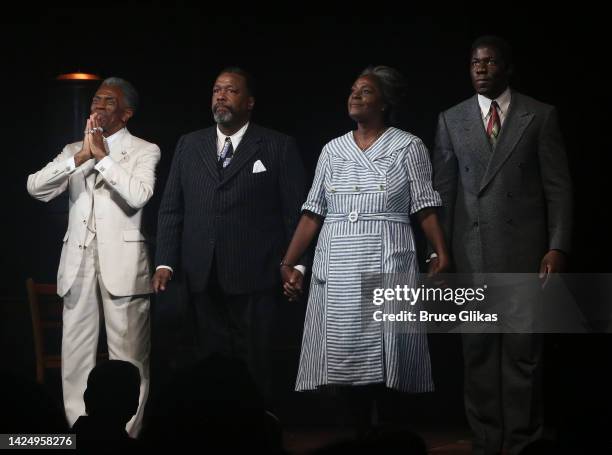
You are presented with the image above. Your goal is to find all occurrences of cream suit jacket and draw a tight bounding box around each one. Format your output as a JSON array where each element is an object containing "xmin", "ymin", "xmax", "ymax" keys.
[{"xmin": 27, "ymin": 130, "xmax": 161, "ymax": 297}]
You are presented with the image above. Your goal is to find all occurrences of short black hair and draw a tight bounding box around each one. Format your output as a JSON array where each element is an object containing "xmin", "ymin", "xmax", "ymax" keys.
[
  {"xmin": 471, "ymin": 35, "xmax": 513, "ymax": 68},
  {"xmin": 217, "ymin": 66, "xmax": 256, "ymax": 97}
]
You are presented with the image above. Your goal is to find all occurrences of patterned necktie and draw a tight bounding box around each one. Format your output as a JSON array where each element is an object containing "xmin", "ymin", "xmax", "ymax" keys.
[
  {"xmin": 486, "ymin": 100, "xmax": 501, "ymax": 147},
  {"xmin": 218, "ymin": 137, "xmax": 234, "ymax": 170}
]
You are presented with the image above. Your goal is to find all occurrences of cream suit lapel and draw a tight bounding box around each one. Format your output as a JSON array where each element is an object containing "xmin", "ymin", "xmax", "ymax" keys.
[
  {"xmin": 95, "ymin": 130, "xmax": 133, "ymax": 188},
  {"xmin": 111, "ymin": 130, "xmax": 134, "ymax": 162}
]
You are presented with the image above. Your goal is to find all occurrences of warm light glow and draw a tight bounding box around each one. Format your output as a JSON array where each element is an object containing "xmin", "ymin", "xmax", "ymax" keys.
[{"xmin": 56, "ymin": 73, "xmax": 101, "ymax": 81}]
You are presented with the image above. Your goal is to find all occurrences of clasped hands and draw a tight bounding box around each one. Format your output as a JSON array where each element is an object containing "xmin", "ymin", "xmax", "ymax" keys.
[{"xmin": 75, "ymin": 113, "xmax": 107, "ymax": 165}]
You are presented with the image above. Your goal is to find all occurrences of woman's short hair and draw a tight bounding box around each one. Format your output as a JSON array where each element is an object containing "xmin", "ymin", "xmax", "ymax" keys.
[{"xmin": 359, "ymin": 65, "xmax": 408, "ymax": 124}]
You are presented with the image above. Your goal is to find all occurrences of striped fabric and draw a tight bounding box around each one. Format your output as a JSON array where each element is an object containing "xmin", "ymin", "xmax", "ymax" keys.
[
  {"xmin": 296, "ymin": 127, "xmax": 441, "ymax": 392},
  {"xmin": 155, "ymin": 124, "xmax": 307, "ymax": 294}
]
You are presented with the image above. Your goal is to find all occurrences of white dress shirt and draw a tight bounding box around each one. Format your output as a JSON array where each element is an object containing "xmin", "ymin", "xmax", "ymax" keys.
[
  {"xmin": 216, "ymin": 122, "xmax": 249, "ymax": 156},
  {"xmin": 477, "ymin": 87, "xmax": 512, "ymax": 128}
]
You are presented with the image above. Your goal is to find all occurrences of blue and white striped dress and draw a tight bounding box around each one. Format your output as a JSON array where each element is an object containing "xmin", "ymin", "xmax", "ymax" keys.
[{"xmin": 295, "ymin": 127, "xmax": 442, "ymax": 392}]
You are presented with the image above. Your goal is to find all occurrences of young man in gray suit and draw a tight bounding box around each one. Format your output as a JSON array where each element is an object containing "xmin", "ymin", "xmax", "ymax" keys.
[{"xmin": 431, "ymin": 36, "xmax": 572, "ymax": 454}]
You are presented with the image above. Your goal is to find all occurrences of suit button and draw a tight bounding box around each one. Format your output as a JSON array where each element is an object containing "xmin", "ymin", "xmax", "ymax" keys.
[
  {"xmin": 473, "ymin": 221, "xmax": 479, "ymax": 227},
  {"xmin": 506, "ymin": 218, "xmax": 513, "ymax": 224},
  {"xmin": 379, "ymin": 185, "xmax": 384, "ymax": 190},
  {"xmin": 331, "ymin": 187, "xmax": 336, "ymax": 193},
  {"xmin": 353, "ymin": 186, "xmax": 359, "ymax": 191},
  {"xmin": 348, "ymin": 211, "xmax": 359, "ymax": 222},
  {"xmin": 507, "ymin": 192, "xmax": 513, "ymax": 198},
  {"xmin": 83, "ymin": 220, "xmax": 87, "ymax": 224},
  {"xmin": 121, "ymin": 151, "xmax": 126, "ymax": 155},
  {"xmin": 465, "ymin": 166, "xmax": 469, "ymax": 172},
  {"xmin": 99, "ymin": 167, "xmax": 105, "ymax": 172},
  {"xmin": 78, "ymin": 245, "xmax": 83, "ymax": 249},
  {"xmin": 110, "ymin": 180, "xmax": 117, "ymax": 185}
]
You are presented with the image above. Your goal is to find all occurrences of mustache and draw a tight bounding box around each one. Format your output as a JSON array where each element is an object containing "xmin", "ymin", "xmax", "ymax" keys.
[{"xmin": 213, "ymin": 104, "xmax": 233, "ymax": 113}]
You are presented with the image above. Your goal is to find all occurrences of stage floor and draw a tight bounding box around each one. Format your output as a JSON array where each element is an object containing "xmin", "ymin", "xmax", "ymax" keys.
[{"xmin": 283, "ymin": 425, "xmax": 472, "ymax": 454}]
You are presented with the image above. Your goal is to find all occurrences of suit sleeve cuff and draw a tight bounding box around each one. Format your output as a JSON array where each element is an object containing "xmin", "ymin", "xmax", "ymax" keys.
[
  {"xmin": 63, "ymin": 156, "xmax": 76, "ymax": 173},
  {"xmin": 94, "ymin": 155, "xmax": 115, "ymax": 173}
]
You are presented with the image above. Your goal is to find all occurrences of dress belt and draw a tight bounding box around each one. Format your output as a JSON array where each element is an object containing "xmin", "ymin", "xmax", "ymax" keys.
[{"xmin": 325, "ymin": 211, "xmax": 410, "ymax": 224}]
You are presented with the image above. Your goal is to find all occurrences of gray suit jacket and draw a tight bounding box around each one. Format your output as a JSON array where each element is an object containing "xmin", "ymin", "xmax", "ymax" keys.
[{"xmin": 432, "ymin": 91, "xmax": 572, "ymax": 273}]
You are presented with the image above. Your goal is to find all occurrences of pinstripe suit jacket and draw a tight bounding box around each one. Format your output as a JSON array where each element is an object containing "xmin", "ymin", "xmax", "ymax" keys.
[
  {"xmin": 432, "ymin": 91, "xmax": 573, "ymax": 273},
  {"xmin": 155, "ymin": 123, "xmax": 307, "ymax": 294}
]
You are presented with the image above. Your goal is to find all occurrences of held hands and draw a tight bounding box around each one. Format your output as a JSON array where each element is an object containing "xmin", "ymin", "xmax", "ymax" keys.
[
  {"xmin": 152, "ymin": 268, "xmax": 173, "ymax": 293},
  {"xmin": 426, "ymin": 253, "xmax": 451, "ymax": 288},
  {"xmin": 427, "ymin": 253, "xmax": 451, "ymax": 277},
  {"xmin": 281, "ymin": 265, "xmax": 303, "ymax": 302},
  {"xmin": 539, "ymin": 249, "xmax": 567, "ymax": 287}
]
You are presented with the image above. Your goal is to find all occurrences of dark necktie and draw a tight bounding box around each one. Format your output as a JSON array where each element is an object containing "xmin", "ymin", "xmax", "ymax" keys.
[
  {"xmin": 218, "ymin": 137, "xmax": 234, "ymax": 170},
  {"xmin": 486, "ymin": 100, "xmax": 501, "ymax": 147}
]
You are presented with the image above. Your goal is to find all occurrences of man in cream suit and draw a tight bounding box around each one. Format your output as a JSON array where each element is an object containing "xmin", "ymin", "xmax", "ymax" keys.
[{"xmin": 27, "ymin": 77, "xmax": 160, "ymax": 437}]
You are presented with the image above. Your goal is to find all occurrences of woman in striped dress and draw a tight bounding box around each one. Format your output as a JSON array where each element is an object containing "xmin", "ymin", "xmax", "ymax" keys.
[{"xmin": 281, "ymin": 66, "xmax": 449, "ymax": 402}]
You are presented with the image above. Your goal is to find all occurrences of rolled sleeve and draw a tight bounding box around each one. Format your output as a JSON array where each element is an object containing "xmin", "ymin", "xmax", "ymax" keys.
[
  {"xmin": 301, "ymin": 147, "xmax": 329, "ymax": 217},
  {"xmin": 405, "ymin": 138, "xmax": 442, "ymax": 214}
]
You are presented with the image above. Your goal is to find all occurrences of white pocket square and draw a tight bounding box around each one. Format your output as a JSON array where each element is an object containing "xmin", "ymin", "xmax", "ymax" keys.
[{"xmin": 252, "ymin": 160, "xmax": 267, "ymax": 173}]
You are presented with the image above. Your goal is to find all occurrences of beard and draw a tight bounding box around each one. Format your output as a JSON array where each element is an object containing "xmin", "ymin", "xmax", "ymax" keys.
[{"xmin": 213, "ymin": 105, "xmax": 234, "ymax": 124}]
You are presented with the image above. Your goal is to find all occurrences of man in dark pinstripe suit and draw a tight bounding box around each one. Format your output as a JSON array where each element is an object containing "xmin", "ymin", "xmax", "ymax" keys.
[{"xmin": 152, "ymin": 67, "xmax": 307, "ymax": 402}]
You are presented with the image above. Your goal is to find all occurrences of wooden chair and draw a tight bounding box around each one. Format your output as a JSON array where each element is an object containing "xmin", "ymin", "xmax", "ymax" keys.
[
  {"xmin": 26, "ymin": 278, "xmax": 110, "ymax": 385},
  {"xmin": 25, "ymin": 278, "xmax": 63, "ymax": 384}
]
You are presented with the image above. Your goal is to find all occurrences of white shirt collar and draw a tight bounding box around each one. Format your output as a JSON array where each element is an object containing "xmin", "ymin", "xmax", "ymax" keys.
[
  {"xmin": 104, "ymin": 127, "xmax": 127, "ymax": 146},
  {"xmin": 216, "ymin": 122, "xmax": 250, "ymax": 153},
  {"xmin": 477, "ymin": 87, "xmax": 512, "ymax": 119}
]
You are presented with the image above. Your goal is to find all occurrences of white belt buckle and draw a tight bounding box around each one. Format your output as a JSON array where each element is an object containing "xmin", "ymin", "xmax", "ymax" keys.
[{"xmin": 348, "ymin": 211, "xmax": 359, "ymax": 222}]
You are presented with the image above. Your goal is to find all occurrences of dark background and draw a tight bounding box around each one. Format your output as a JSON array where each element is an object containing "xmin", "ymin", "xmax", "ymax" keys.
[{"xmin": 1, "ymin": 10, "xmax": 610, "ymax": 435}]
